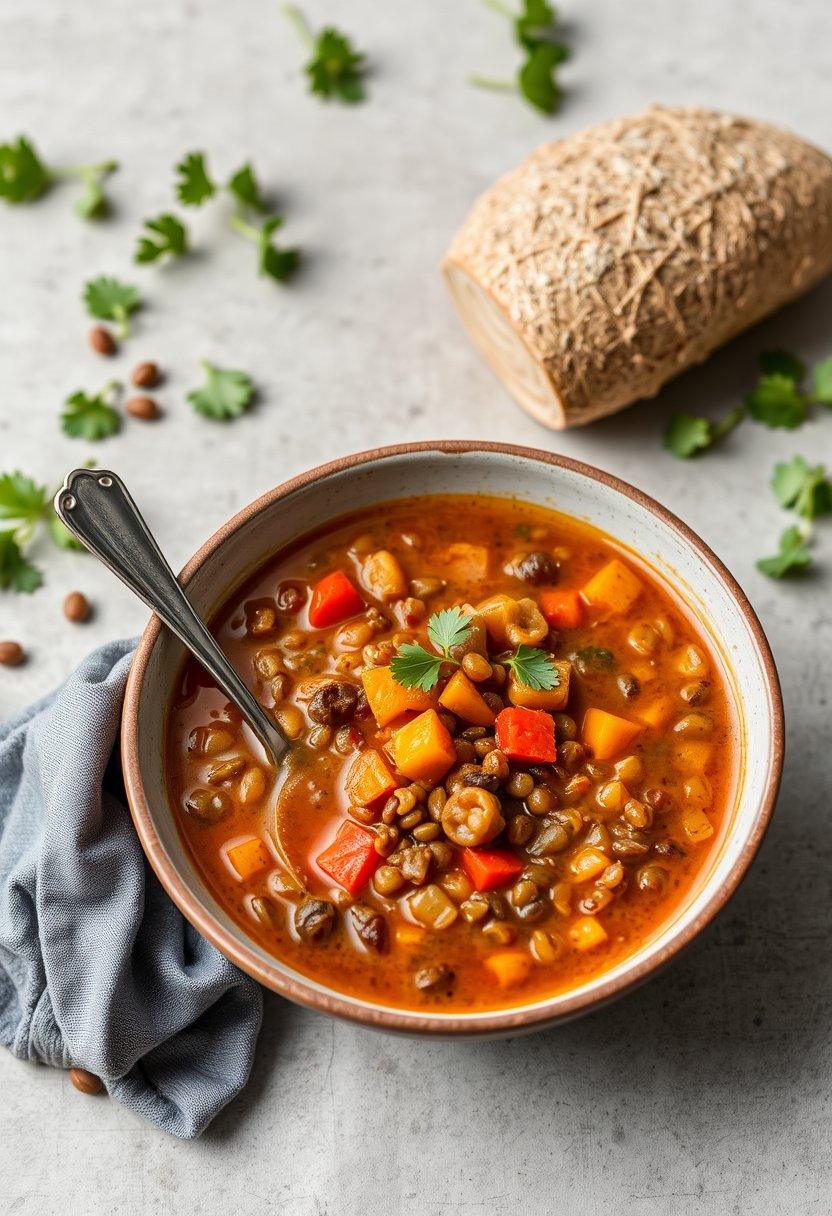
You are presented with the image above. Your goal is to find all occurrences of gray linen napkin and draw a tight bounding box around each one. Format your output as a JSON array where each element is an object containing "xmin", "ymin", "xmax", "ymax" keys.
[{"xmin": 0, "ymin": 639, "xmax": 263, "ymax": 1138}]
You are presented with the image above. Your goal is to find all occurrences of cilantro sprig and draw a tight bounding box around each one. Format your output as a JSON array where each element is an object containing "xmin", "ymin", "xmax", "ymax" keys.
[
  {"xmin": 61, "ymin": 381, "xmax": 121, "ymax": 440},
  {"xmin": 187, "ymin": 361, "xmax": 255, "ymax": 421},
  {"xmin": 135, "ymin": 213, "xmax": 189, "ymax": 264},
  {"xmin": 281, "ymin": 5, "xmax": 368, "ymax": 103},
  {"xmin": 756, "ymin": 526, "xmax": 813, "ymax": 579},
  {"xmin": 0, "ymin": 135, "xmax": 117, "ymax": 218},
  {"xmin": 83, "ymin": 275, "xmax": 141, "ymax": 338},
  {"xmin": 663, "ymin": 406, "xmax": 744, "ymax": 459},
  {"xmin": 471, "ymin": 0, "xmax": 569, "ymax": 115},
  {"xmin": 771, "ymin": 456, "xmax": 832, "ymax": 520},
  {"xmin": 0, "ymin": 470, "xmax": 87, "ymax": 594},
  {"xmin": 390, "ymin": 606, "xmax": 559, "ymax": 693}
]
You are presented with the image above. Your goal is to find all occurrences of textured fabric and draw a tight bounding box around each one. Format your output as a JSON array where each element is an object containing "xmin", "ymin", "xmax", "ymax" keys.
[{"xmin": 0, "ymin": 640, "xmax": 263, "ymax": 1138}]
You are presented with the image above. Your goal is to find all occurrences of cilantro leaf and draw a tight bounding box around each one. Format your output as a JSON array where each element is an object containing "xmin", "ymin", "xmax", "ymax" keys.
[
  {"xmin": 187, "ymin": 360, "xmax": 254, "ymax": 421},
  {"xmin": 472, "ymin": 0, "xmax": 569, "ymax": 114},
  {"xmin": 771, "ymin": 456, "xmax": 832, "ymax": 520},
  {"xmin": 49, "ymin": 515, "xmax": 85, "ymax": 551},
  {"xmin": 135, "ymin": 213, "xmax": 188, "ymax": 264},
  {"xmin": 0, "ymin": 136, "xmax": 50, "ymax": 204},
  {"xmin": 75, "ymin": 176, "xmax": 106, "ymax": 220},
  {"xmin": 427, "ymin": 607, "xmax": 474, "ymax": 655},
  {"xmin": 811, "ymin": 355, "xmax": 832, "ymax": 406},
  {"xmin": 61, "ymin": 383, "xmax": 121, "ymax": 441},
  {"xmin": 176, "ymin": 151, "xmax": 216, "ymax": 206},
  {"xmin": 518, "ymin": 42, "xmax": 566, "ymax": 114},
  {"xmin": 663, "ymin": 406, "xmax": 744, "ymax": 458},
  {"xmin": 282, "ymin": 7, "xmax": 367, "ymax": 103},
  {"xmin": 515, "ymin": 0, "xmax": 561, "ymax": 50},
  {"xmin": 756, "ymin": 526, "xmax": 812, "ymax": 578},
  {"xmin": 0, "ymin": 530, "xmax": 42, "ymax": 593},
  {"xmin": 745, "ymin": 373, "xmax": 808, "ymax": 429},
  {"xmin": 83, "ymin": 276, "xmax": 141, "ymax": 338},
  {"xmin": 0, "ymin": 472, "xmax": 47, "ymax": 526},
  {"xmin": 258, "ymin": 216, "xmax": 300, "ymax": 281},
  {"xmin": 390, "ymin": 643, "xmax": 444, "ymax": 692},
  {"xmin": 759, "ymin": 349, "xmax": 806, "ymax": 382},
  {"xmin": 504, "ymin": 644, "xmax": 559, "ymax": 689},
  {"xmin": 228, "ymin": 163, "xmax": 268, "ymax": 213}
]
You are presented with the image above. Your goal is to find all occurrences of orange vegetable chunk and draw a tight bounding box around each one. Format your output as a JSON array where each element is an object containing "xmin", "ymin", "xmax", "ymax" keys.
[
  {"xmin": 461, "ymin": 847, "xmax": 524, "ymax": 892},
  {"xmin": 582, "ymin": 559, "xmax": 643, "ymax": 616},
  {"xmin": 582, "ymin": 707, "xmax": 643, "ymax": 760},
  {"xmin": 495, "ymin": 707, "xmax": 556, "ymax": 764},
  {"xmin": 485, "ymin": 950, "xmax": 532, "ymax": 988},
  {"xmin": 539, "ymin": 588, "xmax": 584, "ymax": 630},
  {"xmin": 438, "ymin": 670, "xmax": 495, "ymax": 726},
  {"xmin": 227, "ymin": 837, "xmax": 271, "ymax": 881},
  {"xmin": 316, "ymin": 820, "xmax": 379, "ymax": 894},
  {"xmin": 393, "ymin": 709, "xmax": 457, "ymax": 782},
  {"xmin": 362, "ymin": 665, "xmax": 432, "ymax": 727},
  {"xmin": 569, "ymin": 916, "xmax": 609, "ymax": 951},
  {"xmin": 308, "ymin": 571, "xmax": 364, "ymax": 628},
  {"xmin": 344, "ymin": 748, "xmax": 399, "ymax": 809}
]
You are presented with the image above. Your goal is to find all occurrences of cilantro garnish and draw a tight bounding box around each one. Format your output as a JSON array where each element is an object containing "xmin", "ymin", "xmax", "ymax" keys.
[
  {"xmin": 663, "ymin": 406, "xmax": 744, "ymax": 459},
  {"xmin": 228, "ymin": 163, "xmax": 269, "ymax": 213},
  {"xmin": 811, "ymin": 356, "xmax": 832, "ymax": 406},
  {"xmin": 61, "ymin": 382, "xmax": 121, "ymax": 440},
  {"xmin": 745, "ymin": 373, "xmax": 808, "ymax": 430},
  {"xmin": 471, "ymin": 0, "xmax": 569, "ymax": 115},
  {"xmin": 771, "ymin": 456, "xmax": 832, "ymax": 520},
  {"xmin": 176, "ymin": 151, "xmax": 216, "ymax": 206},
  {"xmin": 0, "ymin": 135, "xmax": 117, "ymax": 217},
  {"xmin": 759, "ymin": 349, "xmax": 806, "ymax": 382},
  {"xmin": 135, "ymin": 213, "xmax": 188, "ymax": 264},
  {"xmin": 83, "ymin": 276, "xmax": 141, "ymax": 339},
  {"xmin": 756, "ymin": 526, "xmax": 813, "ymax": 579},
  {"xmin": 0, "ymin": 469, "xmax": 88, "ymax": 593},
  {"xmin": 281, "ymin": 5, "xmax": 368, "ymax": 103},
  {"xmin": 230, "ymin": 213, "xmax": 300, "ymax": 282},
  {"xmin": 187, "ymin": 361, "xmax": 255, "ymax": 421},
  {"xmin": 390, "ymin": 606, "xmax": 557, "ymax": 693}
]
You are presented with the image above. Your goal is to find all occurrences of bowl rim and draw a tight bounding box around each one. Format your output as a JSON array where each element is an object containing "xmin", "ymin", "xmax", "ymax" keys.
[{"xmin": 122, "ymin": 440, "xmax": 784, "ymax": 1036}]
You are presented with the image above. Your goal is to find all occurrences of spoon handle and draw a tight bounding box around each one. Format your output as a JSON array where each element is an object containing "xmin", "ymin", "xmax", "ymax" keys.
[{"xmin": 54, "ymin": 468, "xmax": 288, "ymax": 765}]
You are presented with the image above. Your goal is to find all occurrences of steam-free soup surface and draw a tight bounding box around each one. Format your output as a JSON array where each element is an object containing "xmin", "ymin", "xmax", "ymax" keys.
[{"xmin": 167, "ymin": 495, "xmax": 736, "ymax": 1011}]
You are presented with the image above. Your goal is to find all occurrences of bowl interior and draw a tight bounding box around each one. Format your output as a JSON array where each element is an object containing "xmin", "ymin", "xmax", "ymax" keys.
[{"xmin": 127, "ymin": 446, "xmax": 780, "ymax": 1032}]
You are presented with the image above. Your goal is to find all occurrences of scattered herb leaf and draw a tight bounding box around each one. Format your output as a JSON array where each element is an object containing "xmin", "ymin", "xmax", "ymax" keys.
[
  {"xmin": 49, "ymin": 516, "xmax": 85, "ymax": 551},
  {"xmin": 135, "ymin": 212, "xmax": 188, "ymax": 264},
  {"xmin": 83, "ymin": 275, "xmax": 140, "ymax": 338},
  {"xmin": 61, "ymin": 382, "xmax": 121, "ymax": 441},
  {"xmin": 389, "ymin": 642, "xmax": 445, "ymax": 692},
  {"xmin": 0, "ymin": 136, "xmax": 117, "ymax": 217},
  {"xmin": 230, "ymin": 212, "xmax": 300, "ymax": 282},
  {"xmin": 771, "ymin": 456, "xmax": 832, "ymax": 520},
  {"xmin": 176, "ymin": 151, "xmax": 216, "ymax": 206},
  {"xmin": 663, "ymin": 406, "xmax": 744, "ymax": 458},
  {"xmin": 281, "ymin": 5, "xmax": 367, "ymax": 103},
  {"xmin": 472, "ymin": 0, "xmax": 569, "ymax": 115},
  {"xmin": 504, "ymin": 644, "xmax": 559, "ymax": 690},
  {"xmin": 759, "ymin": 349, "xmax": 806, "ymax": 382},
  {"xmin": 0, "ymin": 471, "xmax": 48, "ymax": 530},
  {"xmin": 187, "ymin": 360, "xmax": 255, "ymax": 421},
  {"xmin": 228, "ymin": 163, "xmax": 269, "ymax": 213},
  {"xmin": 745, "ymin": 373, "xmax": 808, "ymax": 429},
  {"xmin": 0, "ymin": 530, "xmax": 42, "ymax": 593},
  {"xmin": 756, "ymin": 525, "xmax": 813, "ymax": 578},
  {"xmin": 811, "ymin": 355, "xmax": 832, "ymax": 406}
]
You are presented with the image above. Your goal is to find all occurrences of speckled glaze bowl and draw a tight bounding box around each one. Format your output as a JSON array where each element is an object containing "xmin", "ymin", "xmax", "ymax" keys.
[{"xmin": 122, "ymin": 442, "xmax": 783, "ymax": 1037}]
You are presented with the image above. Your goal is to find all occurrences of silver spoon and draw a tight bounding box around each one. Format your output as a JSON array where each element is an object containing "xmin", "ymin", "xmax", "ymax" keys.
[{"xmin": 54, "ymin": 469, "xmax": 303, "ymax": 879}]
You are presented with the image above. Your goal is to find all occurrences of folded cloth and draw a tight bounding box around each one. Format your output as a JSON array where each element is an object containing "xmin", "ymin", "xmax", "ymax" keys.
[{"xmin": 0, "ymin": 640, "xmax": 263, "ymax": 1138}]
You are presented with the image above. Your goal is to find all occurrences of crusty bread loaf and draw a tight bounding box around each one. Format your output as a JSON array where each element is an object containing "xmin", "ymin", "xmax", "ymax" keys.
[{"xmin": 443, "ymin": 106, "xmax": 832, "ymax": 428}]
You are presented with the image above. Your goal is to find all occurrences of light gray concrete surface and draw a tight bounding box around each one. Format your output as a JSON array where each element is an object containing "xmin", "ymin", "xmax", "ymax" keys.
[{"xmin": 2, "ymin": 1, "xmax": 831, "ymax": 1212}]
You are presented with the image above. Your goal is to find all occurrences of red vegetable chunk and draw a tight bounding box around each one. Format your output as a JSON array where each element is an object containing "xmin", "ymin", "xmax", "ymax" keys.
[
  {"xmin": 539, "ymin": 588, "xmax": 584, "ymax": 630},
  {"xmin": 495, "ymin": 706, "xmax": 556, "ymax": 764},
  {"xmin": 316, "ymin": 820, "xmax": 379, "ymax": 895},
  {"xmin": 461, "ymin": 847, "xmax": 524, "ymax": 892},
  {"xmin": 308, "ymin": 571, "xmax": 364, "ymax": 628}
]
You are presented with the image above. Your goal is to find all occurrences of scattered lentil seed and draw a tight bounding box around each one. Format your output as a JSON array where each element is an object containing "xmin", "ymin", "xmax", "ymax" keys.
[
  {"xmin": 0, "ymin": 640, "xmax": 25, "ymax": 666},
  {"xmin": 88, "ymin": 325, "xmax": 115, "ymax": 356},
  {"xmin": 126, "ymin": 394, "xmax": 159, "ymax": 420},
  {"xmin": 63, "ymin": 591, "xmax": 91, "ymax": 623}
]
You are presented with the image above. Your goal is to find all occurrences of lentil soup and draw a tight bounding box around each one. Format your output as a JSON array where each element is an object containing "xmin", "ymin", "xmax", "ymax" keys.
[{"xmin": 166, "ymin": 495, "xmax": 737, "ymax": 1011}]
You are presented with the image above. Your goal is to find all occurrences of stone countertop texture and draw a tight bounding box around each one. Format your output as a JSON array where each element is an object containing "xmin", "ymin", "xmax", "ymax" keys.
[{"xmin": 1, "ymin": 0, "xmax": 831, "ymax": 1212}]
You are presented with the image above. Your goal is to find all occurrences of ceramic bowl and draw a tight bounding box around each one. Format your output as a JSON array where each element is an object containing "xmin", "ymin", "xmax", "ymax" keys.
[{"xmin": 122, "ymin": 442, "xmax": 783, "ymax": 1036}]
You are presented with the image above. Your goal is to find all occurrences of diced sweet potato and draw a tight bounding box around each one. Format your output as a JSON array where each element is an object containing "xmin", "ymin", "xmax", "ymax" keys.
[
  {"xmin": 583, "ymin": 559, "xmax": 643, "ymax": 615},
  {"xmin": 227, "ymin": 837, "xmax": 272, "ymax": 881},
  {"xmin": 637, "ymin": 695, "xmax": 676, "ymax": 729},
  {"xmin": 682, "ymin": 807, "xmax": 714, "ymax": 843},
  {"xmin": 363, "ymin": 550, "xmax": 408, "ymax": 601},
  {"xmin": 344, "ymin": 748, "xmax": 399, "ymax": 808},
  {"xmin": 582, "ymin": 707, "xmax": 642, "ymax": 760},
  {"xmin": 569, "ymin": 916, "xmax": 608, "ymax": 951},
  {"xmin": 393, "ymin": 709, "xmax": 457, "ymax": 782},
  {"xmin": 539, "ymin": 588, "xmax": 584, "ymax": 630},
  {"xmin": 362, "ymin": 665, "xmax": 432, "ymax": 727},
  {"xmin": 507, "ymin": 660, "xmax": 571, "ymax": 712},
  {"xmin": 484, "ymin": 950, "xmax": 531, "ymax": 988},
  {"xmin": 672, "ymin": 740, "xmax": 712, "ymax": 773},
  {"xmin": 442, "ymin": 542, "xmax": 490, "ymax": 584},
  {"xmin": 438, "ymin": 669, "xmax": 495, "ymax": 726}
]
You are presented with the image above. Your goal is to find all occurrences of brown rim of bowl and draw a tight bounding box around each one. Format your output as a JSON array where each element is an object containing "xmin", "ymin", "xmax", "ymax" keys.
[{"xmin": 122, "ymin": 440, "xmax": 784, "ymax": 1036}]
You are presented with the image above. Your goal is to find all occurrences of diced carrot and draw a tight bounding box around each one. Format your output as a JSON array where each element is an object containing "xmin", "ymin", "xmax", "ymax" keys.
[
  {"xmin": 484, "ymin": 950, "xmax": 532, "ymax": 988},
  {"xmin": 227, "ymin": 837, "xmax": 272, "ymax": 881},
  {"xmin": 308, "ymin": 571, "xmax": 364, "ymax": 628},
  {"xmin": 461, "ymin": 847, "xmax": 524, "ymax": 892},
  {"xmin": 393, "ymin": 709, "xmax": 457, "ymax": 782},
  {"xmin": 363, "ymin": 550, "xmax": 408, "ymax": 601},
  {"xmin": 637, "ymin": 696, "xmax": 676, "ymax": 729},
  {"xmin": 581, "ymin": 707, "xmax": 642, "ymax": 760},
  {"xmin": 539, "ymin": 588, "xmax": 584, "ymax": 630},
  {"xmin": 495, "ymin": 707, "xmax": 556, "ymax": 764},
  {"xmin": 362, "ymin": 665, "xmax": 432, "ymax": 727},
  {"xmin": 438, "ymin": 670, "xmax": 495, "ymax": 726},
  {"xmin": 316, "ymin": 820, "xmax": 379, "ymax": 895},
  {"xmin": 395, "ymin": 924, "xmax": 426, "ymax": 947},
  {"xmin": 344, "ymin": 748, "xmax": 399, "ymax": 809},
  {"xmin": 682, "ymin": 807, "xmax": 714, "ymax": 843},
  {"xmin": 506, "ymin": 660, "xmax": 571, "ymax": 712},
  {"xmin": 582, "ymin": 559, "xmax": 643, "ymax": 616},
  {"xmin": 569, "ymin": 847, "xmax": 608, "ymax": 882},
  {"xmin": 569, "ymin": 916, "xmax": 608, "ymax": 951},
  {"xmin": 672, "ymin": 740, "xmax": 712, "ymax": 773}
]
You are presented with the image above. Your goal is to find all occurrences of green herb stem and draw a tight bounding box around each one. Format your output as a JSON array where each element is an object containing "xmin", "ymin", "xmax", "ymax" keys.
[
  {"xmin": 468, "ymin": 73, "xmax": 517, "ymax": 90},
  {"xmin": 229, "ymin": 212, "xmax": 261, "ymax": 243},
  {"xmin": 280, "ymin": 3, "xmax": 315, "ymax": 49},
  {"xmin": 478, "ymin": 0, "xmax": 515, "ymax": 18}
]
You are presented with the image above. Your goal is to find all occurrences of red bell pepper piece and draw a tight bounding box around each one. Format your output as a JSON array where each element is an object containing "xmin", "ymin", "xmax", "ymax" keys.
[
  {"xmin": 539, "ymin": 588, "xmax": 584, "ymax": 631},
  {"xmin": 316, "ymin": 820, "xmax": 379, "ymax": 895},
  {"xmin": 461, "ymin": 847, "xmax": 524, "ymax": 893},
  {"xmin": 495, "ymin": 706, "xmax": 556, "ymax": 764},
  {"xmin": 308, "ymin": 570, "xmax": 364, "ymax": 629}
]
